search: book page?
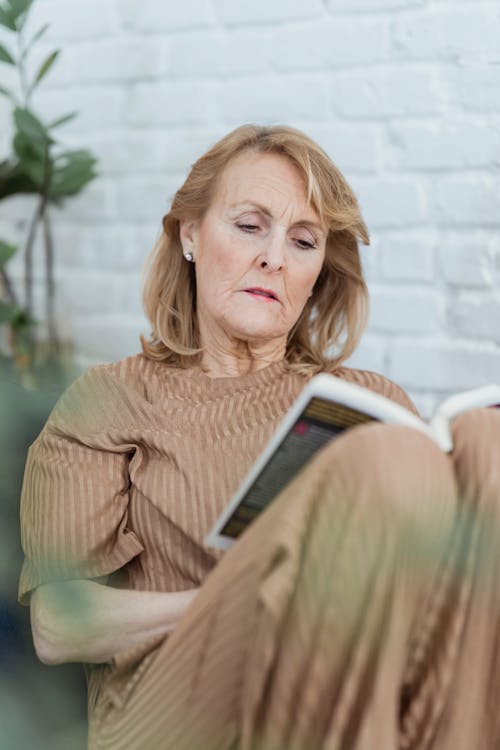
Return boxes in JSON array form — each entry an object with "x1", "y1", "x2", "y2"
[
  {"x1": 431, "y1": 384, "x2": 500, "y2": 452},
  {"x1": 218, "y1": 398, "x2": 374, "y2": 541}
]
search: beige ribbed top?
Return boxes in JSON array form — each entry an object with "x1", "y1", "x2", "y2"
[{"x1": 19, "y1": 354, "x2": 416, "y2": 606}]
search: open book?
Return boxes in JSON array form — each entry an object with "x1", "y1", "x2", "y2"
[{"x1": 205, "y1": 374, "x2": 500, "y2": 550}]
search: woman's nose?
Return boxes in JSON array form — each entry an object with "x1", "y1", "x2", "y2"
[{"x1": 258, "y1": 233, "x2": 285, "y2": 271}]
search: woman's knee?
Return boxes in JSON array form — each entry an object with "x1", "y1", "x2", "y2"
[
  {"x1": 287, "y1": 424, "x2": 457, "y2": 607},
  {"x1": 314, "y1": 422, "x2": 456, "y2": 522}
]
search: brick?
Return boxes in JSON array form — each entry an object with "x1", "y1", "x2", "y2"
[
  {"x1": 113, "y1": 274, "x2": 148, "y2": 318},
  {"x1": 0, "y1": 219, "x2": 20, "y2": 250},
  {"x1": 160, "y1": 126, "x2": 226, "y2": 174},
  {"x1": 170, "y1": 29, "x2": 274, "y2": 78},
  {"x1": 0, "y1": 195, "x2": 37, "y2": 224},
  {"x1": 327, "y1": 0, "x2": 424, "y2": 9},
  {"x1": 354, "y1": 178, "x2": 427, "y2": 228},
  {"x1": 120, "y1": 0, "x2": 215, "y2": 32},
  {"x1": 272, "y1": 17, "x2": 388, "y2": 71},
  {"x1": 388, "y1": 121, "x2": 500, "y2": 170},
  {"x1": 58, "y1": 270, "x2": 119, "y2": 314},
  {"x1": 453, "y1": 293, "x2": 500, "y2": 344},
  {"x1": 369, "y1": 286, "x2": 442, "y2": 334},
  {"x1": 296, "y1": 123, "x2": 381, "y2": 174},
  {"x1": 220, "y1": 75, "x2": 329, "y2": 123},
  {"x1": 434, "y1": 177, "x2": 500, "y2": 227},
  {"x1": 38, "y1": 38, "x2": 170, "y2": 85},
  {"x1": 53, "y1": 223, "x2": 158, "y2": 271},
  {"x1": 83, "y1": 131, "x2": 171, "y2": 175},
  {"x1": 27, "y1": 0, "x2": 119, "y2": 41},
  {"x1": 359, "y1": 234, "x2": 379, "y2": 281},
  {"x1": 448, "y1": 65, "x2": 500, "y2": 113},
  {"x1": 52, "y1": 179, "x2": 118, "y2": 222},
  {"x1": 437, "y1": 232, "x2": 497, "y2": 287},
  {"x1": 344, "y1": 334, "x2": 387, "y2": 374},
  {"x1": 215, "y1": 0, "x2": 323, "y2": 25},
  {"x1": 393, "y1": 8, "x2": 500, "y2": 62},
  {"x1": 71, "y1": 315, "x2": 147, "y2": 362},
  {"x1": 378, "y1": 231, "x2": 434, "y2": 282},
  {"x1": 2, "y1": 272, "x2": 68, "y2": 335},
  {"x1": 126, "y1": 82, "x2": 218, "y2": 127},
  {"x1": 331, "y1": 67, "x2": 440, "y2": 118},
  {"x1": 390, "y1": 342, "x2": 500, "y2": 391},
  {"x1": 62, "y1": 272, "x2": 143, "y2": 320},
  {"x1": 115, "y1": 175, "x2": 182, "y2": 221},
  {"x1": 35, "y1": 87, "x2": 126, "y2": 131}
]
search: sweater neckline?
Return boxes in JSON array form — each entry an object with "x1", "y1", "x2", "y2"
[{"x1": 183, "y1": 359, "x2": 289, "y2": 396}]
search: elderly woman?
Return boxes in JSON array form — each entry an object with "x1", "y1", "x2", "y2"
[{"x1": 19, "y1": 126, "x2": 500, "y2": 750}]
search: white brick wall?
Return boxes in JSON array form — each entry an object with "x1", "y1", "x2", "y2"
[{"x1": 1, "y1": 0, "x2": 499, "y2": 415}]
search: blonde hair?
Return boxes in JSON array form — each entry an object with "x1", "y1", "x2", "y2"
[{"x1": 141, "y1": 124, "x2": 369, "y2": 375}]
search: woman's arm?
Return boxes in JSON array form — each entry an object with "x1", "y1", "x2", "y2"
[{"x1": 30, "y1": 579, "x2": 199, "y2": 666}]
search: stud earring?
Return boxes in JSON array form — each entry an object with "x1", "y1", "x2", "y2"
[{"x1": 183, "y1": 252, "x2": 194, "y2": 262}]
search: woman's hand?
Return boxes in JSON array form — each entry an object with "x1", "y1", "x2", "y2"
[{"x1": 30, "y1": 579, "x2": 199, "y2": 666}]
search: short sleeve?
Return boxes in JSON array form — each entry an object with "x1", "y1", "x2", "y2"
[{"x1": 18, "y1": 367, "x2": 145, "y2": 605}]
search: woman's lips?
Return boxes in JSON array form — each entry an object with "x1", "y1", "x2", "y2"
[{"x1": 243, "y1": 287, "x2": 279, "y2": 302}]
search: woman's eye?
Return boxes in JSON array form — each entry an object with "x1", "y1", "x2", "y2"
[
  {"x1": 237, "y1": 223, "x2": 259, "y2": 233},
  {"x1": 295, "y1": 238, "x2": 316, "y2": 250}
]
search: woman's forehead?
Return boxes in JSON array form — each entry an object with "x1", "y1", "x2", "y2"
[{"x1": 212, "y1": 150, "x2": 321, "y2": 223}]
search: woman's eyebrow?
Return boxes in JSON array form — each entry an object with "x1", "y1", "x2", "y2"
[{"x1": 229, "y1": 201, "x2": 272, "y2": 217}]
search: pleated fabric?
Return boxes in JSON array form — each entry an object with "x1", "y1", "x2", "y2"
[
  {"x1": 88, "y1": 408, "x2": 500, "y2": 750},
  {"x1": 19, "y1": 354, "x2": 500, "y2": 748}
]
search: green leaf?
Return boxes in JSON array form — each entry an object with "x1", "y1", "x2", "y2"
[
  {"x1": 0, "y1": 83, "x2": 16, "y2": 102},
  {"x1": 50, "y1": 150, "x2": 97, "y2": 199},
  {"x1": 0, "y1": 158, "x2": 38, "y2": 198},
  {"x1": 6, "y1": 0, "x2": 33, "y2": 16},
  {"x1": 48, "y1": 111, "x2": 77, "y2": 130},
  {"x1": 0, "y1": 240, "x2": 17, "y2": 267},
  {"x1": 0, "y1": 6, "x2": 16, "y2": 30},
  {"x1": 0, "y1": 42, "x2": 15, "y2": 64},
  {"x1": 13, "y1": 131, "x2": 49, "y2": 186},
  {"x1": 6, "y1": 0, "x2": 33, "y2": 29},
  {"x1": 13, "y1": 106, "x2": 52, "y2": 145},
  {"x1": 32, "y1": 49, "x2": 59, "y2": 87},
  {"x1": 25, "y1": 22, "x2": 49, "y2": 53},
  {"x1": 0, "y1": 299, "x2": 19, "y2": 323}
]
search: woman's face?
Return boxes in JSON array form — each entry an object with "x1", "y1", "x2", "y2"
[{"x1": 180, "y1": 150, "x2": 327, "y2": 356}]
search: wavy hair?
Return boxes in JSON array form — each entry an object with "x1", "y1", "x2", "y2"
[{"x1": 141, "y1": 124, "x2": 369, "y2": 374}]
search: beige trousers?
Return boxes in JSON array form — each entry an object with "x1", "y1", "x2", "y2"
[{"x1": 90, "y1": 409, "x2": 500, "y2": 750}]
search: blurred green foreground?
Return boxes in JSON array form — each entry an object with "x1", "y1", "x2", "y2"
[{"x1": 0, "y1": 363, "x2": 86, "y2": 750}]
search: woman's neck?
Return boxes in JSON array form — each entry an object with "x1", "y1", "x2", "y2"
[{"x1": 200, "y1": 340, "x2": 286, "y2": 379}]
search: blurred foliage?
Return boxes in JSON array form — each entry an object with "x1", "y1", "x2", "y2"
[
  {"x1": 0, "y1": 0, "x2": 97, "y2": 374},
  {"x1": 0, "y1": 363, "x2": 87, "y2": 750},
  {"x1": 0, "y1": 1, "x2": 93, "y2": 746}
]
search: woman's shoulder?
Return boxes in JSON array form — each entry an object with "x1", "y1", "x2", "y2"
[
  {"x1": 45, "y1": 354, "x2": 175, "y2": 436},
  {"x1": 332, "y1": 365, "x2": 418, "y2": 415},
  {"x1": 67, "y1": 353, "x2": 185, "y2": 399}
]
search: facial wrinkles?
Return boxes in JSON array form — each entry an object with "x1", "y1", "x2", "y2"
[
  {"x1": 223, "y1": 172, "x2": 319, "y2": 234},
  {"x1": 203, "y1": 180, "x2": 320, "y2": 311},
  {"x1": 190, "y1": 153, "x2": 327, "y2": 376}
]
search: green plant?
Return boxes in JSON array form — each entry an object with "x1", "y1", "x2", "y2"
[{"x1": 0, "y1": 0, "x2": 97, "y2": 372}]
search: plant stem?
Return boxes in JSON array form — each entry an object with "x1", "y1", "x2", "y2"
[
  {"x1": 23, "y1": 196, "x2": 43, "y2": 315},
  {"x1": 0, "y1": 267, "x2": 18, "y2": 305},
  {"x1": 42, "y1": 208, "x2": 59, "y2": 353}
]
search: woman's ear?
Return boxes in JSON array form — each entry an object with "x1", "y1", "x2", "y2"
[{"x1": 179, "y1": 218, "x2": 199, "y2": 261}]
